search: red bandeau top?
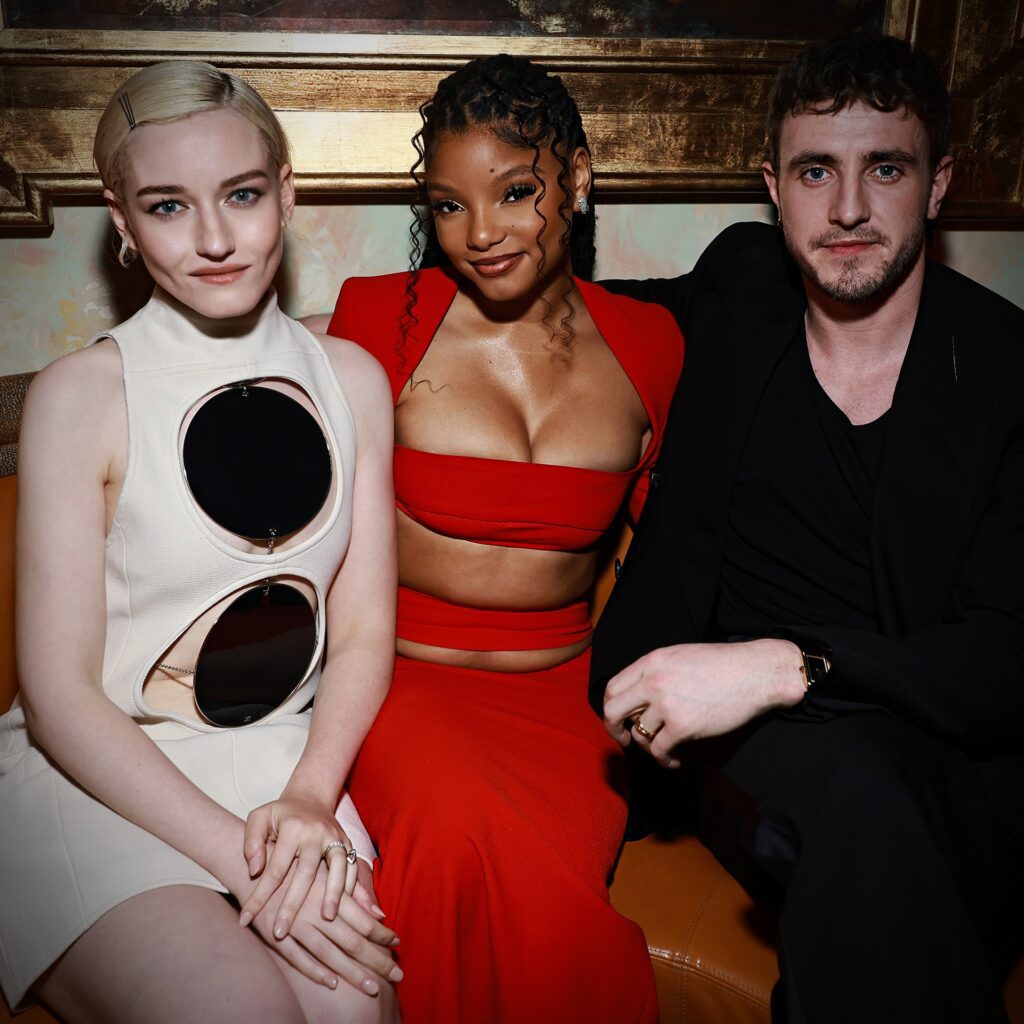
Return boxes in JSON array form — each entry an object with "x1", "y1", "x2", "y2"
[{"x1": 327, "y1": 267, "x2": 684, "y2": 552}]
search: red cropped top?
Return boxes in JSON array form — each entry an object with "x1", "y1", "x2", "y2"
[{"x1": 327, "y1": 267, "x2": 683, "y2": 552}]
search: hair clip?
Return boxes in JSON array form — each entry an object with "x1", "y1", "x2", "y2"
[{"x1": 118, "y1": 92, "x2": 137, "y2": 130}]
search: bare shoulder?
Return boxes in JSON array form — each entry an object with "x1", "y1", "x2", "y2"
[
  {"x1": 316, "y1": 332, "x2": 391, "y2": 407},
  {"x1": 21, "y1": 340, "x2": 125, "y2": 470}
]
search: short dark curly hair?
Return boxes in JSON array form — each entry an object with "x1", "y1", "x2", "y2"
[{"x1": 767, "y1": 31, "x2": 950, "y2": 170}]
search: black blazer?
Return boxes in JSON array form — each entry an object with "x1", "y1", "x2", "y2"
[{"x1": 591, "y1": 222, "x2": 1024, "y2": 840}]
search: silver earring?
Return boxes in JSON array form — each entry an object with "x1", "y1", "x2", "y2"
[{"x1": 577, "y1": 196, "x2": 590, "y2": 216}]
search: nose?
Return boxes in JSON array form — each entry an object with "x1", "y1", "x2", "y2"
[
  {"x1": 466, "y1": 207, "x2": 506, "y2": 252},
  {"x1": 195, "y1": 206, "x2": 236, "y2": 261},
  {"x1": 829, "y1": 173, "x2": 870, "y2": 230}
]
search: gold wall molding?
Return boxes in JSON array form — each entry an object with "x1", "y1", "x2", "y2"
[{"x1": 1, "y1": 0, "x2": 1021, "y2": 233}]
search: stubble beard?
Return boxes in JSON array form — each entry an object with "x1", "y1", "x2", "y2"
[{"x1": 782, "y1": 214, "x2": 926, "y2": 305}]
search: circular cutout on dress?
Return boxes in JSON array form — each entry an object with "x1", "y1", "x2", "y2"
[
  {"x1": 150, "y1": 579, "x2": 318, "y2": 728},
  {"x1": 194, "y1": 581, "x2": 316, "y2": 727},
  {"x1": 183, "y1": 382, "x2": 331, "y2": 543}
]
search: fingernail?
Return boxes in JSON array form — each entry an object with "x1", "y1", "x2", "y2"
[
  {"x1": 371, "y1": 904, "x2": 386, "y2": 919},
  {"x1": 362, "y1": 977, "x2": 380, "y2": 995},
  {"x1": 667, "y1": 758, "x2": 681, "y2": 769},
  {"x1": 390, "y1": 935, "x2": 400, "y2": 947},
  {"x1": 323, "y1": 902, "x2": 337, "y2": 919},
  {"x1": 390, "y1": 965, "x2": 404, "y2": 982},
  {"x1": 325, "y1": 976, "x2": 338, "y2": 990},
  {"x1": 238, "y1": 911, "x2": 252, "y2": 928},
  {"x1": 274, "y1": 922, "x2": 286, "y2": 939},
  {"x1": 248, "y1": 857, "x2": 260, "y2": 876}
]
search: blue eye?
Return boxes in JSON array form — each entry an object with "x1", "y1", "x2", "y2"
[
  {"x1": 148, "y1": 199, "x2": 183, "y2": 217},
  {"x1": 504, "y1": 183, "x2": 537, "y2": 203},
  {"x1": 874, "y1": 164, "x2": 902, "y2": 181},
  {"x1": 802, "y1": 166, "x2": 830, "y2": 184},
  {"x1": 229, "y1": 188, "x2": 262, "y2": 205}
]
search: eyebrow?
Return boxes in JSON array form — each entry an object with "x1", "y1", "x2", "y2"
[
  {"x1": 866, "y1": 149, "x2": 917, "y2": 165},
  {"x1": 426, "y1": 163, "x2": 539, "y2": 195},
  {"x1": 135, "y1": 169, "x2": 269, "y2": 198},
  {"x1": 787, "y1": 149, "x2": 918, "y2": 172},
  {"x1": 787, "y1": 151, "x2": 837, "y2": 172}
]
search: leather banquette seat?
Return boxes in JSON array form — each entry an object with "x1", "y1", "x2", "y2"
[{"x1": 1, "y1": 370, "x2": 1021, "y2": 1024}]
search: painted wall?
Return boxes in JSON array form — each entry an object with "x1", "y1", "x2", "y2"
[{"x1": 0, "y1": 201, "x2": 1022, "y2": 376}]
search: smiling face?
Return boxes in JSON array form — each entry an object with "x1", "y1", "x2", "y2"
[
  {"x1": 763, "y1": 101, "x2": 952, "y2": 305},
  {"x1": 425, "y1": 127, "x2": 590, "y2": 306},
  {"x1": 106, "y1": 107, "x2": 295, "y2": 319}
]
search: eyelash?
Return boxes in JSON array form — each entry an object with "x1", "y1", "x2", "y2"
[
  {"x1": 504, "y1": 183, "x2": 537, "y2": 203},
  {"x1": 430, "y1": 182, "x2": 539, "y2": 217},
  {"x1": 431, "y1": 199, "x2": 462, "y2": 216},
  {"x1": 145, "y1": 188, "x2": 264, "y2": 219},
  {"x1": 799, "y1": 165, "x2": 904, "y2": 185}
]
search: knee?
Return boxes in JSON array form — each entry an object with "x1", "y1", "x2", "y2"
[
  {"x1": 778, "y1": 714, "x2": 950, "y2": 851},
  {"x1": 317, "y1": 983, "x2": 397, "y2": 1024}
]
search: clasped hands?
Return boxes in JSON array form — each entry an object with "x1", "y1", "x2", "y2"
[
  {"x1": 603, "y1": 639, "x2": 807, "y2": 766},
  {"x1": 232, "y1": 794, "x2": 402, "y2": 994}
]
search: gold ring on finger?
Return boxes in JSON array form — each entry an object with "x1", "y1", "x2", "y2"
[{"x1": 633, "y1": 719, "x2": 656, "y2": 740}]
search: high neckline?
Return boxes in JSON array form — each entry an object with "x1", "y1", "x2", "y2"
[{"x1": 146, "y1": 285, "x2": 280, "y2": 343}]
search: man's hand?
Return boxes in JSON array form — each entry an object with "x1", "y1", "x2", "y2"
[{"x1": 603, "y1": 639, "x2": 807, "y2": 766}]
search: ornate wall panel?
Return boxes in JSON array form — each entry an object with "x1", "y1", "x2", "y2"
[{"x1": 0, "y1": 0, "x2": 1021, "y2": 232}]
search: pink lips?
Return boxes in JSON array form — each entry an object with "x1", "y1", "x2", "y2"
[
  {"x1": 190, "y1": 264, "x2": 250, "y2": 284},
  {"x1": 470, "y1": 253, "x2": 524, "y2": 277},
  {"x1": 823, "y1": 241, "x2": 878, "y2": 257}
]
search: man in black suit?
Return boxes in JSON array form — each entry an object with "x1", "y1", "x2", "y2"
[{"x1": 591, "y1": 32, "x2": 1024, "y2": 1023}]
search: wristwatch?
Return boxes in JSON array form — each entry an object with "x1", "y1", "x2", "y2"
[{"x1": 798, "y1": 646, "x2": 832, "y2": 689}]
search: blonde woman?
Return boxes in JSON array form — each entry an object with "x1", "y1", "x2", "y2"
[{"x1": 0, "y1": 62, "x2": 398, "y2": 1023}]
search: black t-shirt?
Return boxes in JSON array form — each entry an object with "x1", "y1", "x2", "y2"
[{"x1": 715, "y1": 331, "x2": 888, "y2": 639}]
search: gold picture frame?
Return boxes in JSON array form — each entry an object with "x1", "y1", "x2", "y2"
[{"x1": 1, "y1": 0, "x2": 1021, "y2": 232}]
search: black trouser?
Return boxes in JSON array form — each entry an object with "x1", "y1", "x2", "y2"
[{"x1": 696, "y1": 711, "x2": 1023, "y2": 1024}]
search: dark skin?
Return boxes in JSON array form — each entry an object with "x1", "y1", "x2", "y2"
[{"x1": 395, "y1": 128, "x2": 651, "y2": 671}]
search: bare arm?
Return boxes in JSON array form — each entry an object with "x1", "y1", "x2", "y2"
[
  {"x1": 240, "y1": 339, "x2": 397, "y2": 934},
  {"x1": 16, "y1": 348, "x2": 254, "y2": 890},
  {"x1": 16, "y1": 347, "x2": 395, "y2": 991}
]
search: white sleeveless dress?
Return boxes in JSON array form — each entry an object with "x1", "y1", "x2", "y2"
[{"x1": 0, "y1": 288, "x2": 374, "y2": 1009}]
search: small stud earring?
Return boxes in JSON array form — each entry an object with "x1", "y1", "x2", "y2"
[{"x1": 577, "y1": 196, "x2": 590, "y2": 216}]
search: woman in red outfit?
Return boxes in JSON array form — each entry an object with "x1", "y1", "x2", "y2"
[{"x1": 316, "y1": 55, "x2": 683, "y2": 1023}]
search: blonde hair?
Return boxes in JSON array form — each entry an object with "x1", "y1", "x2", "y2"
[{"x1": 94, "y1": 60, "x2": 291, "y2": 197}]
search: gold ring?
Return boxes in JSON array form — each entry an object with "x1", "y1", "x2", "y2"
[{"x1": 633, "y1": 719, "x2": 655, "y2": 740}]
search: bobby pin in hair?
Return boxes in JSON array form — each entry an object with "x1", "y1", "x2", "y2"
[{"x1": 119, "y1": 92, "x2": 138, "y2": 130}]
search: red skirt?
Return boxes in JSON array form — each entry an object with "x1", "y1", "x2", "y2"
[{"x1": 348, "y1": 590, "x2": 657, "y2": 1024}]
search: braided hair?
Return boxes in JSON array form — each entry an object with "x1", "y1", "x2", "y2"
[{"x1": 401, "y1": 54, "x2": 595, "y2": 357}]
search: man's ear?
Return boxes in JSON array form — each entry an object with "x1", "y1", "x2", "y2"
[
  {"x1": 571, "y1": 147, "x2": 593, "y2": 210},
  {"x1": 104, "y1": 188, "x2": 139, "y2": 252},
  {"x1": 926, "y1": 155, "x2": 953, "y2": 221},
  {"x1": 762, "y1": 160, "x2": 782, "y2": 215},
  {"x1": 278, "y1": 163, "x2": 296, "y2": 224}
]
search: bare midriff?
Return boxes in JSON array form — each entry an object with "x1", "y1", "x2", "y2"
[
  {"x1": 395, "y1": 511, "x2": 598, "y2": 672},
  {"x1": 392, "y1": 288, "x2": 649, "y2": 673}
]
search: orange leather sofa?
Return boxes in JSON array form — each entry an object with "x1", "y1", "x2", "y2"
[{"x1": 1, "y1": 370, "x2": 1021, "y2": 1024}]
